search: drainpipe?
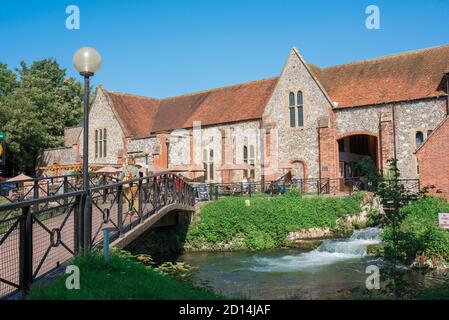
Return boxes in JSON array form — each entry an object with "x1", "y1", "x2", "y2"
[
  {"x1": 391, "y1": 105, "x2": 398, "y2": 160},
  {"x1": 378, "y1": 112, "x2": 384, "y2": 176},
  {"x1": 259, "y1": 120, "x2": 265, "y2": 191},
  {"x1": 165, "y1": 138, "x2": 170, "y2": 168},
  {"x1": 446, "y1": 73, "x2": 449, "y2": 116},
  {"x1": 317, "y1": 124, "x2": 322, "y2": 180}
]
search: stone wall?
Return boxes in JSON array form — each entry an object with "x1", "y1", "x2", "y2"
[
  {"x1": 334, "y1": 98, "x2": 446, "y2": 178},
  {"x1": 263, "y1": 49, "x2": 333, "y2": 179},
  {"x1": 128, "y1": 136, "x2": 160, "y2": 167},
  {"x1": 78, "y1": 88, "x2": 126, "y2": 165}
]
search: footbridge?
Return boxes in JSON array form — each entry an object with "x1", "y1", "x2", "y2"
[{"x1": 0, "y1": 174, "x2": 195, "y2": 298}]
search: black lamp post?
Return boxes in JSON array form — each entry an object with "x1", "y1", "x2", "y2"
[{"x1": 73, "y1": 47, "x2": 102, "y2": 250}]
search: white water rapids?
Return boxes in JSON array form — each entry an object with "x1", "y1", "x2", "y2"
[{"x1": 251, "y1": 227, "x2": 382, "y2": 272}]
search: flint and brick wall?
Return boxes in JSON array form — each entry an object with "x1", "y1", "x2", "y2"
[{"x1": 334, "y1": 98, "x2": 446, "y2": 179}]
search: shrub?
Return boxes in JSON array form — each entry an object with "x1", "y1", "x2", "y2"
[
  {"x1": 382, "y1": 197, "x2": 449, "y2": 263},
  {"x1": 186, "y1": 193, "x2": 364, "y2": 250}
]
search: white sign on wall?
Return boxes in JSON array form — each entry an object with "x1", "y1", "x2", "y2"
[{"x1": 438, "y1": 213, "x2": 449, "y2": 229}]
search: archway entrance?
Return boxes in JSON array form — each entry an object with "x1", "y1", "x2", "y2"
[
  {"x1": 337, "y1": 134, "x2": 379, "y2": 191},
  {"x1": 291, "y1": 161, "x2": 305, "y2": 180}
]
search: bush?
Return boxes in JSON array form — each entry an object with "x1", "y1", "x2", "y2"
[
  {"x1": 27, "y1": 252, "x2": 221, "y2": 300},
  {"x1": 382, "y1": 197, "x2": 449, "y2": 263},
  {"x1": 186, "y1": 193, "x2": 364, "y2": 250}
]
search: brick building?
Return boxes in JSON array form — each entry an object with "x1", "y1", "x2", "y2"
[
  {"x1": 40, "y1": 45, "x2": 449, "y2": 192},
  {"x1": 416, "y1": 117, "x2": 449, "y2": 200}
]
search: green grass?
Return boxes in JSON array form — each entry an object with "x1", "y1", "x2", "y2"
[
  {"x1": 186, "y1": 191, "x2": 365, "y2": 251},
  {"x1": 27, "y1": 252, "x2": 223, "y2": 300},
  {"x1": 382, "y1": 196, "x2": 449, "y2": 264}
]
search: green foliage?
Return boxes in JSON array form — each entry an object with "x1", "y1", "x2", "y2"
[
  {"x1": 382, "y1": 197, "x2": 449, "y2": 263},
  {"x1": 355, "y1": 156, "x2": 381, "y2": 191},
  {"x1": 186, "y1": 193, "x2": 364, "y2": 251},
  {"x1": 27, "y1": 252, "x2": 220, "y2": 300},
  {"x1": 0, "y1": 59, "x2": 85, "y2": 175},
  {"x1": 155, "y1": 262, "x2": 192, "y2": 281}
]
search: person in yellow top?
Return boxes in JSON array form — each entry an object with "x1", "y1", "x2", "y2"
[{"x1": 120, "y1": 156, "x2": 140, "y2": 217}]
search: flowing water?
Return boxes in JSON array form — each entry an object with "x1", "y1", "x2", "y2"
[{"x1": 180, "y1": 228, "x2": 388, "y2": 299}]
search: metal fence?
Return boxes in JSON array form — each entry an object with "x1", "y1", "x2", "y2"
[
  {"x1": 197, "y1": 177, "x2": 420, "y2": 200},
  {"x1": 0, "y1": 173, "x2": 195, "y2": 298}
]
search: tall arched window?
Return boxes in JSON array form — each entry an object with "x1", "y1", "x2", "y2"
[
  {"x1": 243, "y1": 146, "x2": 248, "y2": 178},
  {"x1": 249, "y1": 145, "x2": 255, "y2": 179},
  {"x1": 95, "y1": 130, "x2": 98, "y2": 158},
  {"x1": 99, "y1": 129, "x2": 103, "y2": 158},
  {"x1": 209, "y1": 149, "x2": 214, "y2": 181},
  {"x1": 289, "y1": 92, "x2": 295, "y2": 128},
  {"x1": 297, "y1": 91, "x2": 304, "y2": 127},
  {"x1": 203, "y1": 149, "x2": 214, "y2": 182},
  {"x1": 416, "y1": 131, "x2": 424, "y2": 148},
  {"x1": 103, "y1": 128, "x2": 107, "y2": 158}
]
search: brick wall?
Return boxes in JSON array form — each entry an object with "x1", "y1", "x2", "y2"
[{"x1": 416, "y1": 117, "x2": 449, "y2": 200}]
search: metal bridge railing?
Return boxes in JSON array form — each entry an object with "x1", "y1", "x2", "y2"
[
  {"x1": 0, "y1": 173, "x2": 120, "y2": 205},
  {"x1": 0, "y1": 173, "x2": 195, "y2": 299}
]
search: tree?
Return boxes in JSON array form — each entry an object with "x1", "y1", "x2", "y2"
[
  {"x1": 375, "y1": 158, "x2": 421, "y2": 298},
  {"x1": 0, "y1": 63, "x2": 17, "y2": 98},
  {"x1": 0, "y1": 59, "x2": 84, "y2": 175},
  {"x1": 355, "y1": 156, "x2": 380, "y2": 191}
]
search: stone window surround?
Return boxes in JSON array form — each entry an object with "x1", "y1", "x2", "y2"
[
  {"x1": 285, "y1": 89, "x2": 306, "y2": 129},
  {"x1": 94, "y1": 128, "x2": 108, "y2": 159}
]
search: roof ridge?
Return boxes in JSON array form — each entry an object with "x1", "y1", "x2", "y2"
[
  {"x1": 107, "y1": 90, "x2": 161, "y2": 101},
  {"x1": 160, "y1": 76, "x2": 279, "y2": 101},
  {"x1": 320, "y1": 43, "x2": 449, "y2": 69}
]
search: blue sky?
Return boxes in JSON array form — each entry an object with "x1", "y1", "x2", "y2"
[{"x1": 1, "y1": 0, "x2": 448, "y2": 98}]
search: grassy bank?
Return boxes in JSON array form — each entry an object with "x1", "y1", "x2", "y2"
[
  {"x1": 185, "y1": 191, "x2": 365, "y2": 251},
  {"x1": 382, "y1": 196, "x2": 449, "y2": 265},
  {"x1": 27, "y1": 252, "x2": 222, "y2": 300}
]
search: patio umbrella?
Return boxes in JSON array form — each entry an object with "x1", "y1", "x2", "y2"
[
  {"x1": 7, "y1": 174, "x2": 33, "y2": 183},
  {"x1": 96, "y1": 166, "x2": 120, "y2": 174}
]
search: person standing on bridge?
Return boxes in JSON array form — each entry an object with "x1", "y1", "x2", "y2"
[{"x1": 120, "y1": 155, "x2": 140, "y2": 218}]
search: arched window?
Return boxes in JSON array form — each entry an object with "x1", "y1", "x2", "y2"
[
  {"x1": 209, "y1": 149, "x2": 214, "y2": 181},
  {"x1": 203, "y1": 149, "x2": 214, "y2": 182},
  {"x1": 289, "y1": 92, "x2": 295, "y2": 128},
  {"x1": 297, "y1": 91, "x2": 304, "y2": 127},
  {"x1": 95, "y1": 130, "x2": 98, "y2": 158},
  {"x1": 416, "y1": 131, "x2": 424, "y2": 148},
  {"x1": 103, "y1": 128, "x2": 107, "y2": 158},
  {"x1": 249, "y1": 146, "x2": 255, "y2": 179},
  {"x1": 427, "y1": 130, "x2": 433, "y2": 137},
  {"x1": 99, "y1": 129, "x2": 103, "y2": 158},
  {"x1": 243, "y1": 146, "x2": 248, "y2": 164}
]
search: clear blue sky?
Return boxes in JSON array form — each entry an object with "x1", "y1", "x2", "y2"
[{"x1": 1, "y1": 0, "x2": 448, "y2": 98}]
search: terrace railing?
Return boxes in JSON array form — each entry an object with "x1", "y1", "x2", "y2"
[
  {"x1": 196, "y1": 177, "x2": 421, "y2": 200},
  {"x1": 0, "y1": 173, "x2": 195, "y2": 299}
]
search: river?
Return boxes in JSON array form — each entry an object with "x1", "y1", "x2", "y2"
[{"x1": 180, "y1": 228, "x2": 385, "y2": 299}]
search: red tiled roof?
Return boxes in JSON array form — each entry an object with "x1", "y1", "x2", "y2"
[
  {"x1": 104, "y1": 45, "x2": 449, "y2": 137},
  {"x1": 314, "y1": 45, "x2": 449, "y2": 108},
  {"x1": 106, "y1": 77, "x2": 278, "y2": 137},
  {"x1": 106, "y1": 92, "x2": 159, "y2": 137}
]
